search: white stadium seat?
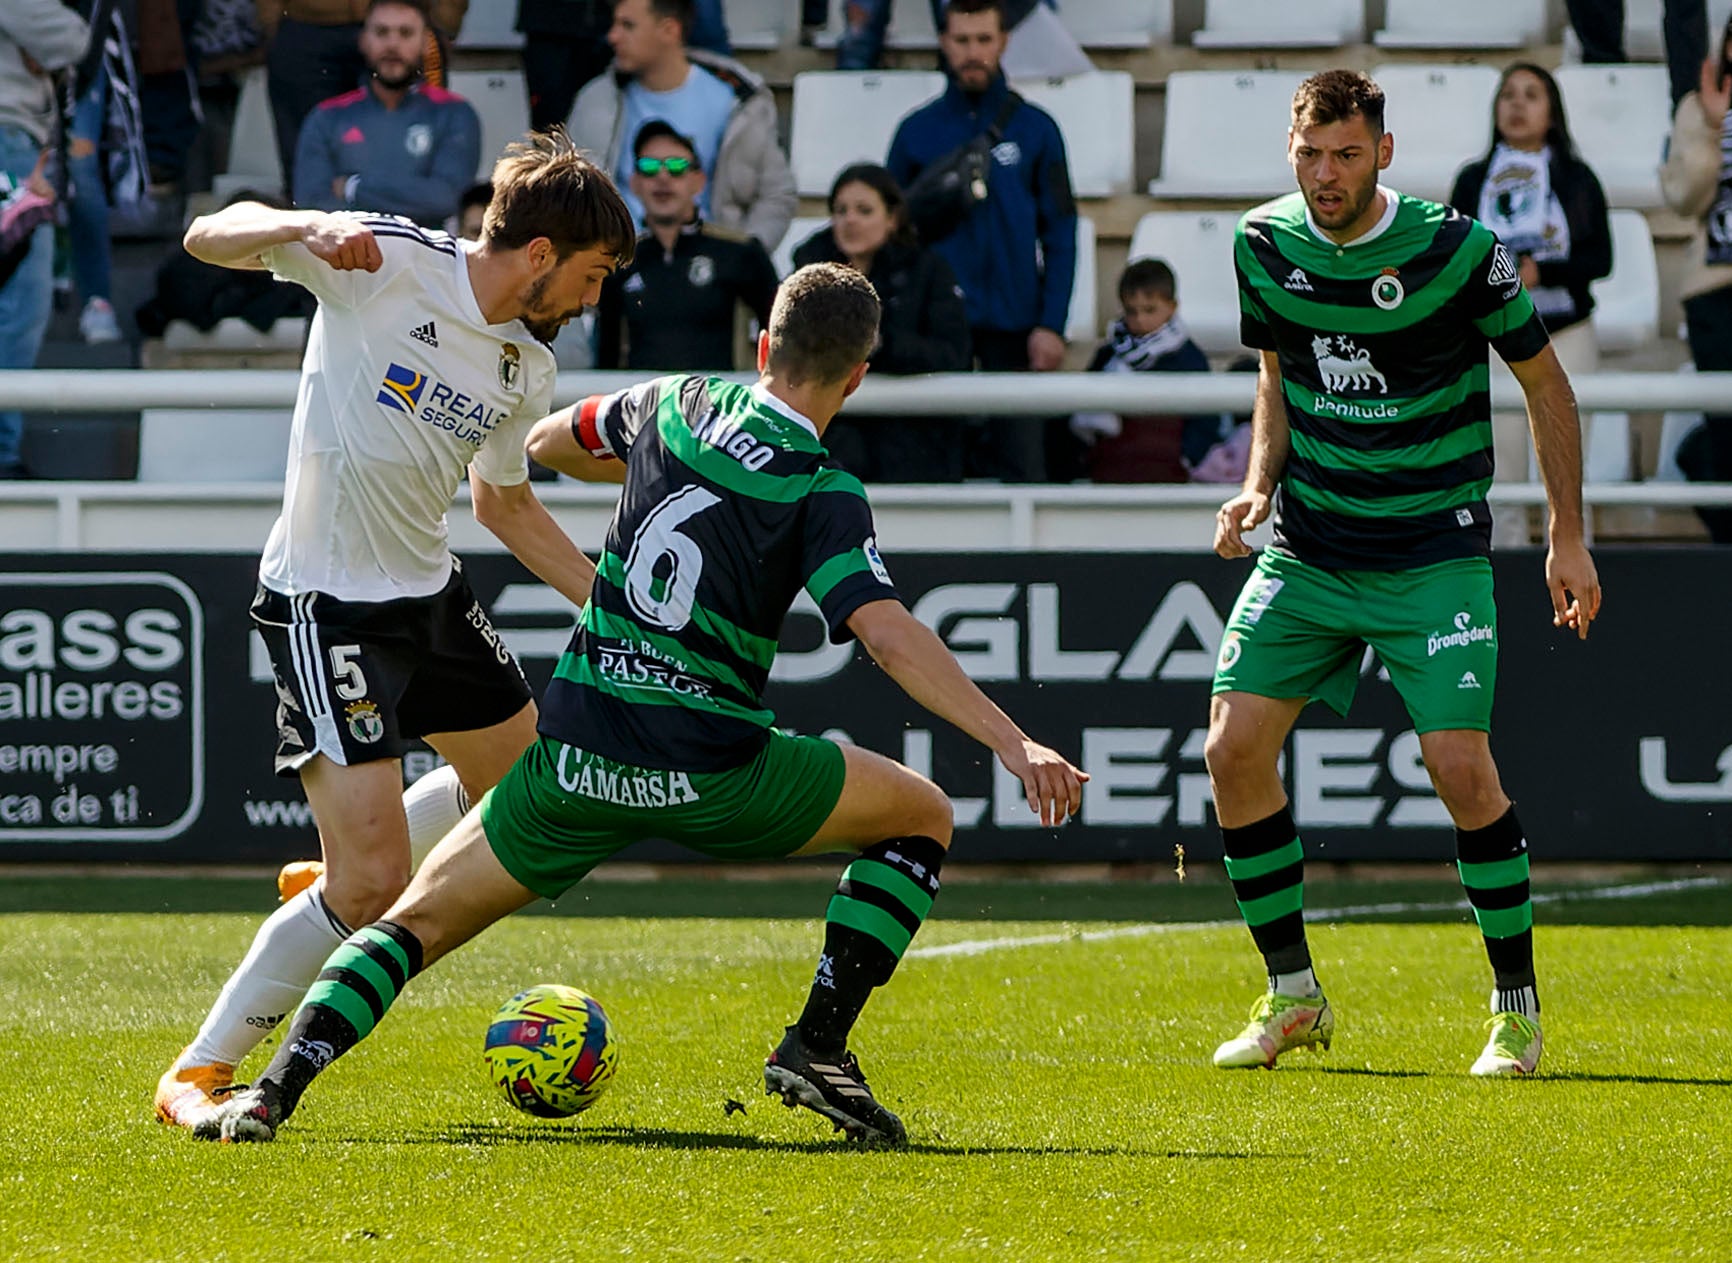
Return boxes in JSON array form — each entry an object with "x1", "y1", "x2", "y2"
[
  {"x1": 1066, "y1": 215, "x2": 1098, "y2": 342},
  {"x1": 137, "y1": 410, "x2": 296, "y2": 482},
  {"x1": 1147, "y1": 71, "x2": 1305, "y2": 199},
  {"x1": 224, "y1": 67, "x2": 281, "y2": 191},
  {"x1": 1555, "y1": 65, "x2": 1671, "y2": 208},
  {"x1": 452, "y1": 3, "x2": 522, "y2": 48},
  {"x1": 1126, "y1": 211, "x2": 1244, "y2": 355},
  {"x1": 1012, "y1": 72, "x2": 1135, "y2": 197},
  {"x1": 1593, "y1": 209, "x2": 1661, "y2": 353},
  {"x1": 772, "y1": 217, "x2": 831, "y2": 278},
  {"x1": 886, "y1": 0, "x2": 939, "y2": 49},
  {"x1": 1624, "y1": 0, "x2": 1732, "y2": 60},
  {"x1": 1373, "y1": 0, "x2": 1548, "y2": 48},
  {"x1": 1058, "y1": 0, "x2": 1174, "y2": 48},
  {"x1": 790, "y1": 71, "x2": 945, "y2": 197},
  {"x1": 1372, "y1": 64, "x2": 1501, "y2": 203},
  {"x1": 727, "y1": 0, "x2": 792, "y2": 50},
  {"x1": 1192, "y1": 0, "x2": 1362, "y2": 49},
  {"x1": 446, "y1": 69, "x2": 532, "y2": 180}
]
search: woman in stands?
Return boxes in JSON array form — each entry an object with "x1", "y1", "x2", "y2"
[
  {"x1": 1451, "y1": 63, "x2": 1613, "y2": 541},
  {"x1": 1661, "y1": 17, "x2": 1732, "y2": 542},
  {"x1": 792, "y1": 163, "x2": 971, "y2": 482}
]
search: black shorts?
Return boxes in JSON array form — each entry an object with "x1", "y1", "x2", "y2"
[{"x1": 251, "y1": 564, "x2": 533, "y2": 777}]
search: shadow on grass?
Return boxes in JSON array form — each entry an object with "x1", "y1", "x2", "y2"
[
  {"x1": 354, "y1": 1122, "x2": 1300, "y2": 1160},
  {"x1": 1536, "y1": 1071, "x2": 1732, "y2": 1088},
  {"x1": 1310, "y1": 1065, "x2": 1433, "y2": 1080}
]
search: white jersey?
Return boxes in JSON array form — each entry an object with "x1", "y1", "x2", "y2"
[{"x1": 259, "y1": 214, "x2": 557, "y2": 602}]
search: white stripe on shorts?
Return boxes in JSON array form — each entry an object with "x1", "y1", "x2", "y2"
[{"x1": 289, "y1": 592, "x2": 348, "y2": 764}]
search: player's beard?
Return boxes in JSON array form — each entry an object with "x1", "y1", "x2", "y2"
[
  {"x1": 371, "y1": 61, "x2": 419, "y2": 92},
  {"x1": 519, "y1": 272, "x2": 573, "y2": 345},
  {"x1": 1304, "y1": 170, "x2": 1379, "y2": 233}
]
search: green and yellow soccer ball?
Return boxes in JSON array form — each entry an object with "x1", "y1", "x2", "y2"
[{"x1": 482, "y1": 984, "x2": 619, "y2": 1118}]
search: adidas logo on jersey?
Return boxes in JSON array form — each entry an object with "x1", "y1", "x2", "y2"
[
  {"x1": 410, "y1": 320, "x2": 439, "y2": 347},
  {"x1": 1283, "y1": 268, "x2": 1314, "y2": 292}
]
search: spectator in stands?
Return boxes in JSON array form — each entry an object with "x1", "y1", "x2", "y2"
[
  {"x1": 0, "y1": 0, "x2": 88, "y2": 479},
  {"x1": 64, "y1": 0, "x2": 116, "y2": 343},
  {"x1": 134, "y1": 187, "x2": 315, "y2": 337},
  {"x1": 1451, "y1": 63, "x2": 1613, "y2": 543},
  {"x1": 791, "y1": 163, "x2": 970, "y2": 482},
  {"x1": 1662, "y1": 17, "x2": 1732, "y2": 541},
  {"x1": 456, "y1": 179, "x2": 489, "y2": 239},
  {"x1": 887, "y1": 0, "x2": 1076, "y2": 483},
  {"x1": 1068, "y1": 259, "x2": 1215, "y2": 485},
  {"x1": 834, "y1": 0, "x2": 1088, "y2": 77},
  {"x1": 566, "y1": 0, "x2": 796, "y2": 249},
  {"x1": 517, "y1": 0, "x2": 612, "y2": 132},
  {"x1": 1566, "y1": 0, "x2": 1706, "y2": 111},
  {"x1": 137, "y1": 0, "x2": 203, "y2": 192},
  {"x1": 594, "y1": 120, "x2": 778, "y2": 371},
  {"x1": 260, "y1": 0, "x2": 468, "y2": 193},
  {"x1": 291, "y1": 0, "x2": 480, "y2": 228}
]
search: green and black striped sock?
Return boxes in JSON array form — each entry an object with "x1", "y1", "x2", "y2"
[
  {"x1": 1456, "y1": 807, "x2": 1538, "y2": 1013},
  {"x1": 258, "y1": 921, "x2": 425, "y2": 1118},
  {"x1": 1221, "y1": 807, "x2": 1312, "y2": 980},
  {"x1": 796, "y1": 836, "x2": 945, "y2": 1052}
]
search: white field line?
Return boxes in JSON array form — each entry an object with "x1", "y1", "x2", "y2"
[{"x1": 905, "y1": 875, "x2": 1726, "y2": 961}]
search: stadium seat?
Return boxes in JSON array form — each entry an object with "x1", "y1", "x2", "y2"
[
  {"x1": 451, "y1": 3, "x2": 522, "y2": 48},
  {"x1": 1593, "y1": 209, "x2": 1661, "y2": 353},
  {"x1": 1012, "y1": 72, "x2": 1135, "y2": 197},
  {"x1": 1066, "y1": 215, "x2": 1098, "y2": 342},
  {"x1": 1555, "y1": 65, "x2": 1671, "y2": 208},
  {"x1": 1126, "y1": 211, "x2": 1244, "y2": 355},
  {"x1": 727, "y1": 0, "x2": 792, "y2": 50},
  {"x1": 223, "y1": 67, "x2": 282, "y2": 193},
  {"x1": 1146, "y1": 71, "x2": 1306, "y2": 199},
  {"x1": 136, "y1": 409, "x2": 295, "y2": 482},
  {"x1": 885, "y1": 0, "x2": 939, "y2": 49},
  {"x1": 790, "y1": 71, "x2": 945, "y2": 197},
  {"x1": 1623, "y1": 0, "x2": 1732, "y2": 61},
  {"x1": 446, "y1": 69, "x2": 532, "y2": 181},
  {"x1": 1373, "y1": 0, "x2": 1548, "y2": 48},
  {"x1": 772, "y1": 217, "x2": 830, "y2": 277},
  {"x1": 1372, "y1": 64, "x2": 1500, "y2": 203},
  {"x1": 1057, "y1": 0, "x2": 1173, "y2": 48},
  {"x1": 1192, "y1": 0, "x2": 1362, "y2": 48}
]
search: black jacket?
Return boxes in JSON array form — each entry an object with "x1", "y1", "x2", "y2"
[
  {"x1": 595, "y1": 219, "x2": 779, "y2": 372},
  {"x1": 1449, "y1": 150, "x2": 1612, "y2": 334},
  {"x1": 791, "y1": 227, "x2": 973, "y2": 483}
]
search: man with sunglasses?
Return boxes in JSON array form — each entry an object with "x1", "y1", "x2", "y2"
[{"x1": 594, "y1": 120, "x2": 778, "y2": 372}]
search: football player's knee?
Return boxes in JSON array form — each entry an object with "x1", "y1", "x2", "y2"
[
  {"x1": 1204, "y1": 720, "x2": 1270, "y2": 789},
  {"x1": 906, "y1": 775, "x2": 953, "y2": 846},
  {"x1": 324, "y1": 860, "x2": 411, "y2": 926},
  {"x1": 1424, "y1": 746, "x2": 1501, "y2": 813}
]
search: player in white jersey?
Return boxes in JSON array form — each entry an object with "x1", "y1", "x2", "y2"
[{"x1": 154, "y1": 133, "x2": 637, "y2": 1131}]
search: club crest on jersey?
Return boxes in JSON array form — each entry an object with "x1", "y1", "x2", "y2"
[
  {"x1": 376, "y1": 362, "x2": 428, "y2": 412},
  {"x1": 345, "y1": 699, "x2": 384, "y2": 744},
  {"x1": 1370, "y1": 268, "x2": 1404, "y2": 310},
  {"x1": 1312, "y1": 335, "x2": 1388, "y2": 395},
  {"x1": 405, "y1": 123, "x2": 433, "y2": 157},
  {"x1": 498, "y1": 342, "x2": 520, "y2": 390},
  {"x1": 688, "y1": 256, "x2": 715, "y2": 287},
  {"x1": 1486, "y1": 243, "x2": 1522, "y2": 296}
]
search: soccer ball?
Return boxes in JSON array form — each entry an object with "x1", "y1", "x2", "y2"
[{"x1": 482, "y1": 984, "x2": 619, "y2": 1118}]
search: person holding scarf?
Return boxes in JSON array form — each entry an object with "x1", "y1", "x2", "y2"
[
  {"x1": 1662, "y1": 16, "x2": 1732, "y2": 542},
  {"x1": 1451, "y1": 63, "x2": 1611, "y2": 541}
]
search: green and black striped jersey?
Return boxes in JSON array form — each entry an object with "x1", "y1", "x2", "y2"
[
  {"x1": 1235, "y1": 189, "x2": 1550, "y2": 570},
  {"x1": 540, "y1": 374, "x2": 899, "y2": 770}
]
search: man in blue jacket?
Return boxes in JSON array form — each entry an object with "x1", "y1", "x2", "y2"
[
  {"x1": 887, "y1": 0, "x2": 1076, "y2": 482},
  {"x1": 293, "y1": 0, "x2": 481, "y2": 229}
]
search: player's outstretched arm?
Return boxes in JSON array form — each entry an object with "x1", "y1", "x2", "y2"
[
  {"x1": 526, "y1": 406, "x2": 628, "y2": 484},
  {"x1": 846, "y1": 599, "x2": 1087, "y2": 825},
  {"x1": 183, "y1": 203, "x2": 382, "y2": 273},
  {"x1": 1507, "y1": 344, "x2": 1603, "y2": 640},
  {"x1": 469, "y1": 472, "x2": 600, "y2": 608},
  {"x1": 1215, "y1": 350, "x2": 1289, "y2": 558}
]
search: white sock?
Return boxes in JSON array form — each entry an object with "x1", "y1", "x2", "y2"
[
  {"x1": 178, "y1": 887, "x2": 351, "y2": 1069},
  {"x1": 1492, "y1": 985, "x2": 1540, "y2": 1022},
  {"x1": 1271, "y1": 968, "x2": 1319, "y2": 998},
  {"x1": 404, "y1": 763, "x2": 469, "y2": 872}
]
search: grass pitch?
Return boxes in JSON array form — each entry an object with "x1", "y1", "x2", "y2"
[{"x1": 2, "y1": 870, "x2": 1729, "y2": 1262}]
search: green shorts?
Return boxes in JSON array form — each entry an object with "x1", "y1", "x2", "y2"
[
  {"x1": 480, "y1": 732, "x2": 847, "y2": 900},
  {"x1": 1211, "y1": 550, "x2": 1498, "y2": 733}
]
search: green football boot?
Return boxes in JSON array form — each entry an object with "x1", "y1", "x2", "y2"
[
  {"x1": 1212, "y1": 990, "x2": 1334, "y2": 1069},
  {"x1": 1470, "y1": 1011, "x2": 1542, "y2": 1076}
]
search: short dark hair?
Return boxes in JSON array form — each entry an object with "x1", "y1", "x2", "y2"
[
  {"x1": 1291, "y1": 69, "x2": 1385, "y2": 135},
  {"x1": 618, "y1": 0, "x2": 693, "y2": 33},
  {"x1": 365, "y1": 0, "x2": 430, "y2": 22},
  {"x1": 827, "y1": 163, "x2": 914, "y2": 247},
  {"x1": 632, "y1": 120, "x2": 699, "y2": 163},
  {"x1": 767, "y1": 263, "x2": 881, "y2": 386},
  {"x1": 1120, "y1": 257, "x2": 1176, "y2": 303},
  {"x1": 485, "y1": 129, "x2": 637, "y2": 266},
  {"x1": 939, "y1": 0, "x2": 1004, "y2": 32},
  {"x1": 458, "y1": 181, "x2": 492, "y2": 216}
]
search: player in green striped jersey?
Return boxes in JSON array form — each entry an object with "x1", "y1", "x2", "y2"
[
  {"x1": 1205, "y1": 71, "x2": 1603, "y2": 1077},
  {"x1": 201, "y1": 263, "x2": 1086, "y2": 1147}
]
